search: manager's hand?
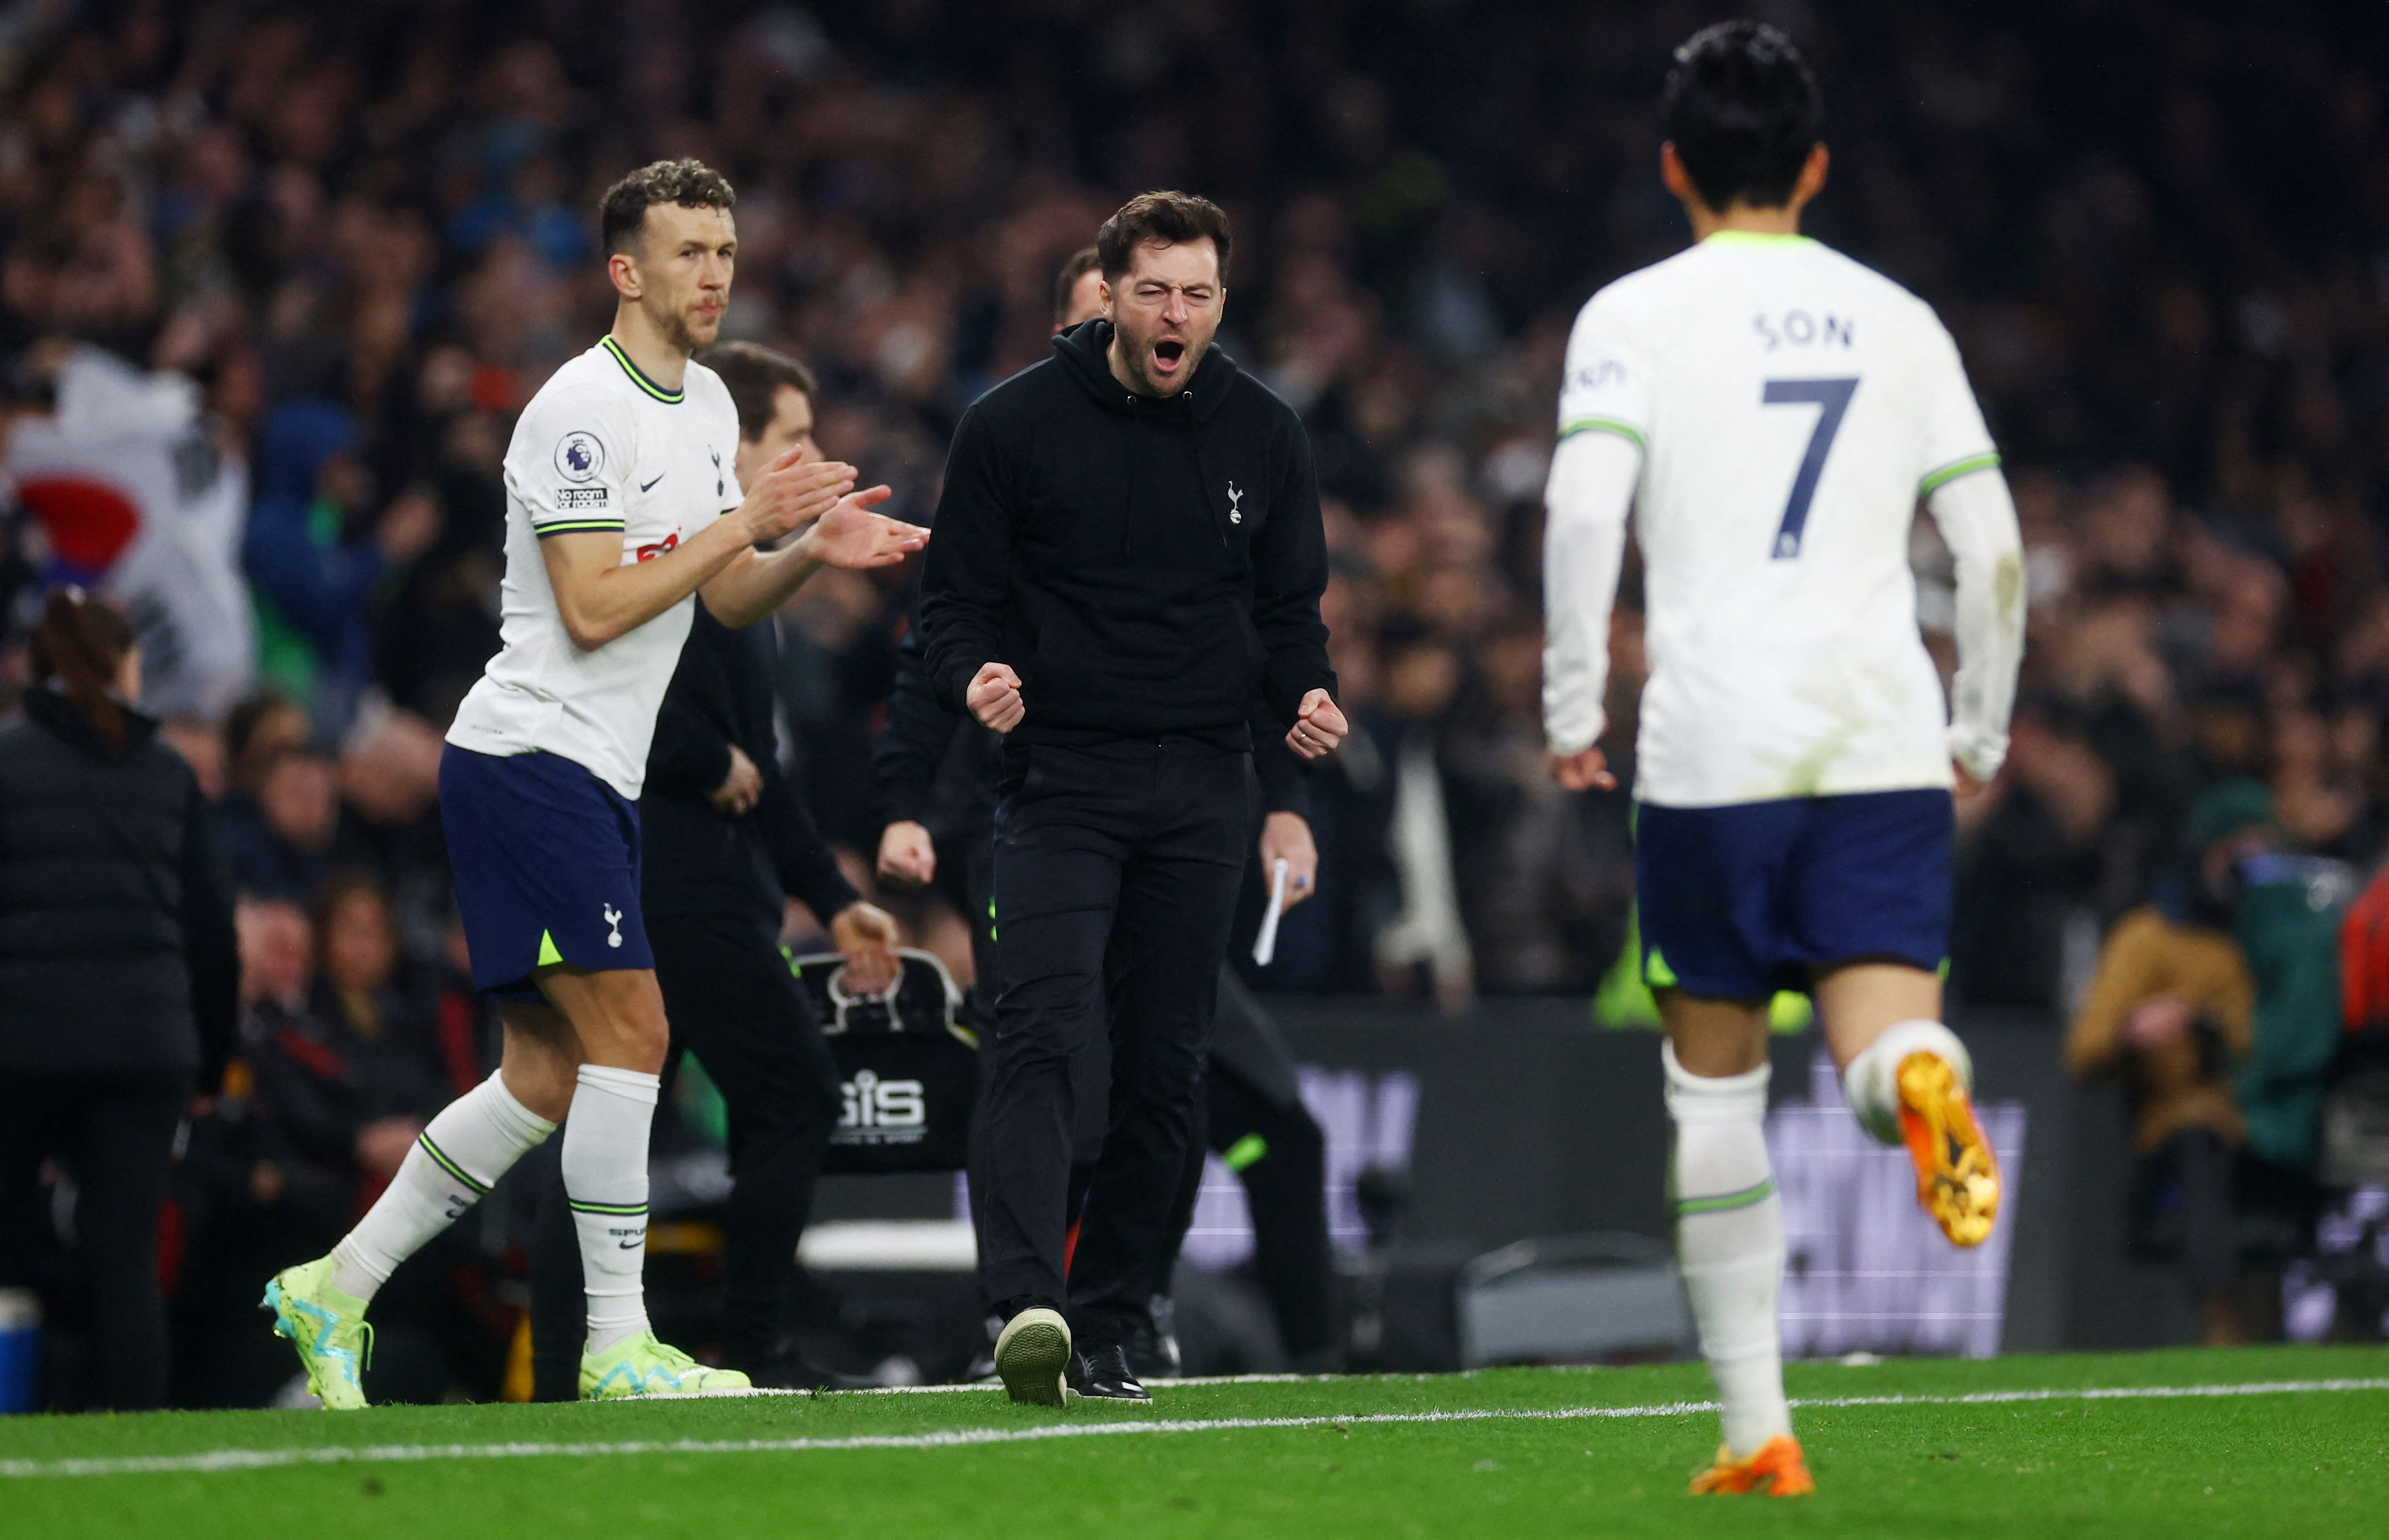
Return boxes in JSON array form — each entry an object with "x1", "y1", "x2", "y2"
[
  {"x1": 1286, "y1": 688, "x2": 1347, "y2": 760},
  {"x1": 1259, "y1": 811, "x2": 1319, "y2": 911},
  {"x1": 877, "y1": 820, "x2": 937, "y2": 887},
  {"x1": 967, "y1": 662, "x2": 1025, "y2": 733}
]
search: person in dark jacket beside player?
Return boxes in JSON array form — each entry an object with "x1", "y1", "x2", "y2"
[
  {"x1": 0, "y1": 590, "x2": 239, "y2": 1410},
  {"x1": 525, "y1": 342, "x2": 902, "y2": 1395},
  {"x1": 918, "y1": 192, "x2": 1344, "y2": 1403}
]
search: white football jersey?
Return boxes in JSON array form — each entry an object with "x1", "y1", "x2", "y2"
[
  {"x1": 1553, "y1": 232, "x2": 2000, "y2": 807},
  {"x1": 446, "y1": 337, "x2": 743, "y2": 799}
]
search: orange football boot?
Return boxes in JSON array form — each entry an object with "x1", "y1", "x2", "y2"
[
  {"x1": 1689, "y1": 1435, "x2": 1815, "y2": 1497},
  {"x1": 1896, "y1": 1050, "x2": 2000, "y2": 1247}
]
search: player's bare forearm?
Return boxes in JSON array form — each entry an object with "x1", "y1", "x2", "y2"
[
  {"x1": 701, "y1": 543, "x2": 824, "y2": 629},
  {"x1": 700, "y1": 485, "x2": 922, "y2": 629},
  {"x1": 540, "y1": 514, "x2": 771, "y2": 651}
]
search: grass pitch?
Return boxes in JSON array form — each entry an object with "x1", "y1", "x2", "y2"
[{"x1": 4, "y1": 1345, "x2": 2384, "y2": 1538}]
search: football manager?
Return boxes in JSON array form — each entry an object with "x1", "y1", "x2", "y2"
[{"x1": 919, "y1": 189, "x2": 1345, "y2": 1404}]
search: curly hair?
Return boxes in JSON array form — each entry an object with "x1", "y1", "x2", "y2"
[{"x1": 599, "y1": 159, "x2": 737, "y2": 255}]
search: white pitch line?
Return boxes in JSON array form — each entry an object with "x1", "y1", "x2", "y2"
[{"x1": 3, "y1": 1376, "x2": 2383, "y2": 1481}]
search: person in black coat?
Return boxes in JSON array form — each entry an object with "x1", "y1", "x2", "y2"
[
  {"x1": 524, "y1": 342, "x2": 903, "y2": 1394},
  {"x1": 917, "y1": 193, "x2": 1346, "y2": 1401},
  {"x1": 0, "y1": 590, "x2": 237, "y2": 1410}
]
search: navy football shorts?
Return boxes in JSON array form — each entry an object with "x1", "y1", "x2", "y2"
[
  {"x1": 1635, "y1": 788, "x2": 1953, "y2": 1002},
  {"x1": 438, "y1": 745, "x2": 654, "y2": 998}
]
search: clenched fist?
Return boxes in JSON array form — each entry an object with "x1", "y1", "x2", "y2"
[
  {"x1": 967, "y1": 662, "x2": 1025, "y2": 733},
  {"x1": 877, "y1": 820, "x2": 937, "y2": 887},
  {"x1": 1285, "y1": 688, "x2": 1347, "y2": 760}
]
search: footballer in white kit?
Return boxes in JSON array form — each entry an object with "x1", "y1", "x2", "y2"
[
  {"x1": 1541, "y1": 25, "x2": 2025, "y2": 1497},
  {"x1": 264, "y1": 160, "x2": 925, "y2": 1410}
]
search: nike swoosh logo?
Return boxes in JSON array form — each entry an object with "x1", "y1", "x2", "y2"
[{"x1": 640, "y1": 473, "x2": 665, "y2": 492}]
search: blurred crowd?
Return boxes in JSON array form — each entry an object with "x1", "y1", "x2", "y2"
[{"x1": 4, "y1": 0, "x2": 2389, "y2": 1398}]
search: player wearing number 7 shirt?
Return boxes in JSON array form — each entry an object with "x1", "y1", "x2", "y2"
[{"x1": 1540, "y1": 24, "x2": 2025, "y2": 1498}]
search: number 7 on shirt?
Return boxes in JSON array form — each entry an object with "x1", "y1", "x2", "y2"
[{"x1": 1762, "y1": 376, "x2": 1857, "y2": 560}]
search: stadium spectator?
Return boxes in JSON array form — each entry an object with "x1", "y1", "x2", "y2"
[
  {"x1": 0, "y1": 589, "x2": 237, "y2": 1410},
  {"x1": 242, "y1": 400, "x2": 440, "y2": 737},
  {"x1": 218, "y1": 745, "x2": 345, "y2": 900},
  {"x1": 2066, "y1": 785, "x2": 2262, "y2": 1342}
]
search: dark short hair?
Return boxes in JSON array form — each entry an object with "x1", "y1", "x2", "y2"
[
  {"x1": 1052, "y1": 247, "x2": 1103, "y2": 327},
  {"x1": 599, "y1": 159, "x2": 736, "y2": 256},
  {"x1": 697, "y1": 341, "x2": 817, "y2": 441},
  {"x1": 1662, "y1": 22, "x2": 1822, "y2": 211},
  {"x1": 1096, "y1": 191, "x2": 1232, "y2": 286}
]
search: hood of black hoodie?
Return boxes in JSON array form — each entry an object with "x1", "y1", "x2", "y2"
[{"x1": 1053, "y1": 318, "x2": 1244, "y2": 424}]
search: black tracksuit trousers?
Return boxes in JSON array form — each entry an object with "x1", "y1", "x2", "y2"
[
  {"x1": 980, "y1": 736, "x2": 1252, "y2": 1342},
  {"x1": 528, "y1": 910, "x2": 842, "y2": 1397}
]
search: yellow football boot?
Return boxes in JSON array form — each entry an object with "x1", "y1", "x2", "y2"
[
  {"x1": 1896, "y1": 1050, "x2": 2000, "y2": 1247},
  {"x1": 1689, "y1": 1435, "x2": 1815, "y2": 1497}
]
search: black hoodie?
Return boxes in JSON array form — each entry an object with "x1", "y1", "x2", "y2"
[{"x1": 918, "y1": 320, "x2": 1334, "y2": 748}]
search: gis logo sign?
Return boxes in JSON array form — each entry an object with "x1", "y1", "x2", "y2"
[
  {"x1": 835, "y1": 1068, "x2": 927, "y2": 1146},
  {"x1": 555, "y1": 430, "x2": 605, "y2": 483}
]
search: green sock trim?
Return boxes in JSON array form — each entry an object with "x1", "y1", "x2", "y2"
[
  {"x1": 1675, "y1": 1178, "x2": 1777, "y2": 1217},
  {"x1": 567, "y1": 1200, "x2": 650, "y2": 1217},
  {"x1": 415, "y1": 1134, "x2": 489, "y2": 1196},
  {"x1": 1222, "y1": 1133, "x2": 1269, "y2": 1171}
]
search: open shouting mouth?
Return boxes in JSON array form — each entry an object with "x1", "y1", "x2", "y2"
[{"x1": 1151, "y1": 337, "x2": 1187, "y2": 377}]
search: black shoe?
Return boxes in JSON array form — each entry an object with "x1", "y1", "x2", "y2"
[
  {"x1": 1123, "y1": 1293, "x2": 1182, "y2": 1381},
  {"x1": 1068, "y1": 1341, "x2": 1151, "y2": 1402}
]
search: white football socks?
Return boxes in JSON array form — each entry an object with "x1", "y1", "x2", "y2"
[
  {"x1": 1663, "y1": 1041, "x2": 1791, "y2": 1458},
  {"x1": 1841, "y1": 1019, "x2": 1973, "y2": 1146},
  {"x1": 331, "y1": 1070, "x2": 555, "y2": 1302},
  {"x1": 564, "y1": 1064, "x2": 660, "y2": 1354}
]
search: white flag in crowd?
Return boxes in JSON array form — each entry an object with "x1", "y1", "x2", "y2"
[{"x1": 7, "y1": 345, "x2": 254, "y2": 720}]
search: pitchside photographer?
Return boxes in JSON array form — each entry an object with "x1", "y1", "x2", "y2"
[
  {"x1": 0, "y1": 590, "x2": 239, "y2": 1411},
  {"x1": 524, "y1": 343, "x2": 902, "y2": 1396}
]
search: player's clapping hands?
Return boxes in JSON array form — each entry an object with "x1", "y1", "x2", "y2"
[
  {"x1": 1286, "y1": 688, "x2": 1347, "y2": 760},
  {"x1": 799, "y1": 483, "x2": 928, "y2": 570},
  {"x1": 740, "y1": 447, "x2": 857, "y2": 543},
  {"x1": 967, "y1": 662, "x2": 1025, "y2": 733}
]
